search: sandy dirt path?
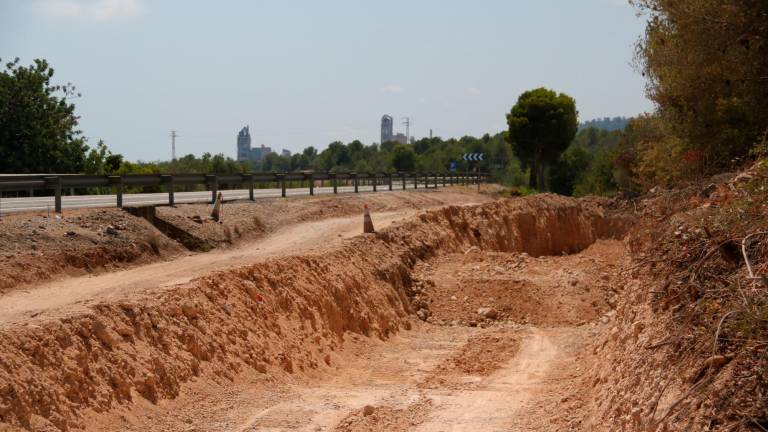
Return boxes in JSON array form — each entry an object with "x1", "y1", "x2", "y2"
[
  {"x1": 0, "y1": 209, "x2": 418, "y2": 324},
  {"x1": 88, "y1": 324, "x2": 589, "y2": 432},
  {"x1": 86, "y1": 239, "x2": 622, "y2": 432},
  {"x1": 413, "y1": 328, "x2": 561, "y2": 432}
]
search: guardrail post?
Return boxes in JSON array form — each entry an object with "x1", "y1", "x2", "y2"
[
  {"x1": 388, "y1": 173, "x2": 393, "y2": 191},
  {"x1": 434, "y1": 173, "x2": 438, "y2": 188},
  {"x1": 161, "y1": 175, "x2": 174, "y2": 206},
  {"x1": 247, "y1": 174, "x2": 255, "y2": 201},
  {"x1": 44, "y1": 176, "x2": 62, "y2": 213},
  {"x1": 277, "y1": 173, "x2": 286, "y2": 198},
  {"x1": 414, "y1": 173, "x2": 418, "y2": 189},
  {"x1": 442, "y1": 173, "x2": 447, "y2": 187},
  {"x1": 331, "y1": 173, "x2": 338, "y2": 194},
  {"x1": 308, "y1": 173, "x2": 314, "y2": 196},
  {"x1": 206, "y1": 174, "x2": 218, "y2": 203},
  {"x1": 353, "y1": 172, "x2": 358, "y2": 193},
  {"x1": 109, "y1": 176, "x2": 124, "y2": 208},
  {"x1": 373, "y1": 174, "x2": 377, "y2": 192}
]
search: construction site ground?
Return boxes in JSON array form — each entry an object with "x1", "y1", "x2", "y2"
[
  {"x1": 3, "y1": 178, "x2": 763, "y2": 432},
  {"x1": 83, "y1": 239, "x2": 624, "y2": 432}
]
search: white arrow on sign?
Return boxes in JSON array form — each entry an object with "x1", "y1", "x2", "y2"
[{"x1": 462, "y1": 153, "x2": 485, "y2": 161}]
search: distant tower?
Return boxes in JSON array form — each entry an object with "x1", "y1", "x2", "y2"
[
  {"x1": 237, "y1": 126, "x2": 251, "y2": 161},
  {"x1": 381, "y1": 115, "x2": 394, "y2": 144}
]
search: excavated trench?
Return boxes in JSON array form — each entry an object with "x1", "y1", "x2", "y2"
[
  {"x1": 0, "y1": 195, "x2": 634, "y2": 431},
  {"x1": 124, "y1": 205, "x2": 215, "y2": 252}
]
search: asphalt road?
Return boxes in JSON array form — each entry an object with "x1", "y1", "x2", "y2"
[{"x1": 0, "y1": 181, "x2": 447, "y2": 214}]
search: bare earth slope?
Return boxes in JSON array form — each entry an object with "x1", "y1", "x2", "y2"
[
  {"x1": 0, "y1": 193, "x2": 633, "y2": 431},
  {"x1": 0, "y1": 188, "x2": 487, "y2": 294}
]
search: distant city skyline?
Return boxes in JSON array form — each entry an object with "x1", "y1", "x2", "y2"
[{"x1": 1, "y1": 0, "x2": 653, "y2": 161}]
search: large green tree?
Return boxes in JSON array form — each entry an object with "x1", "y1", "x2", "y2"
[
  {"x1": 633, "y1": 0, "x2": 768, "y2": 172},
  {"x1": 506, "y1": 88, "x2": 578, "y2": 190},
  {"x1": 391, "y1": 144, "x2": 416, "y2": 172},
  {"x1": 0, "y1": 58, "x2": 88, "y2": 173}
]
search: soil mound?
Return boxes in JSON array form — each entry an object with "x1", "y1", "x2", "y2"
[{"x1": 0, "y1": 209, "x2": 183, "y2": 293}]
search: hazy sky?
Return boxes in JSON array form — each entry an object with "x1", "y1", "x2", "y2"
[{"x1": 1, "y1": 0, "x2": 652, "y2": 161}]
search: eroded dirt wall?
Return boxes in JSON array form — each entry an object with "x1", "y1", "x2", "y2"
[{"x1": 0, "y1": 195, "x2": 632, "y2": 431}]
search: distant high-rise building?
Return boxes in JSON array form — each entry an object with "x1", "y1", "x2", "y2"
[
  {"x1": 281, "y1": 149, "x2": 291, "y2": 157},
  {"x1": 236, "y1": 126, "x2": 274, "y2": 162},
  {"x1": 251, "y1": 144, "x2": 272, "y2": 161},
  {"x1": 409, "y1": 136, "x2": 415, "y2": 145},
  {"x1": 237, "y1": 126, "x2": 252, "y2": 161},
  {"x1": 393, "y1": 133, "x2": 408, "y2": 145},
  {"x1": 381, "y1": 115, "x2": 394, "y2": 144}
]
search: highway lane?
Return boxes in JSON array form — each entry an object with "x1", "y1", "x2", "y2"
[{"x1": 0, "y1": 180, "x2": 445, "y2": 214}]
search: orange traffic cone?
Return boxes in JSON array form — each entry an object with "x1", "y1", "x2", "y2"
[{"x1": 363, "y1": 204, "x2": 375, "y2": 233}]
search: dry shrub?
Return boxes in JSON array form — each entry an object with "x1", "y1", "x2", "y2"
[{"x1": 636, "y1": 159, "x2": 768, "y2": 428}]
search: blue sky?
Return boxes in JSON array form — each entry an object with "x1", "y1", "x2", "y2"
[{"x1": 1, "y1": 0, "x2": 652, "y2": 161}]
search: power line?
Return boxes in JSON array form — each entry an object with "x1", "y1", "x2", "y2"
[
  {"x1": 170, "y1": 130, "x2": 178, "y2": 160},
  {"x1": 402, "y1": 117, "x2": 411, "y2": 143}
]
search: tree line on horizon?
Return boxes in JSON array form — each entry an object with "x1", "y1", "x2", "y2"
[
  {"x1": 0, "y1": 56, "x2": 622, "y2": 197},
  {"x1": 5, "y1": 0, "x2": 767, "y2": 201}
]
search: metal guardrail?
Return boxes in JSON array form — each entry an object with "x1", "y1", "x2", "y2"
[{"x1": 0, "y1": 171, "x2": 489, "y2": 213}]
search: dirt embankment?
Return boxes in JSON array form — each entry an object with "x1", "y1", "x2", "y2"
[
  {"x1": 0, "y1": 209, "x2": 184, "y2": 292},
  {"x1": 551, "y1": 161, "x2": 768, "y2": 431},
  {"x1": 0, "y1": 188, "x2": 487, "y2": 294},
  {"x1": 0, "y1": 194, "x2": 630, "y2": 431}
]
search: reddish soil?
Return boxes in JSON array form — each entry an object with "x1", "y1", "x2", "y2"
[
  {"x1": 0, "y1": 193, "x2": 633, "y2": 431},
  {"x1": 1, "y1": 167, "x2": 761, "y2": 432},
  {"x1": 157, "y1": 187, "x2": 488, "y2": 247},
  {"x1": 410, "y1": 239, "x2": 626, "y2": 327},
  {"x1": 0, "y1": 188, "x2": 489, "y2": 294},
  {"x1": 335, "y1": 399, "x2": 434, "y2": 432},
  {"x1": 420, "y1": 331, "x2": 522, "y2": 390},
  {"x1": 0, "y1": 208, "x2": 184, "y2": 292}
]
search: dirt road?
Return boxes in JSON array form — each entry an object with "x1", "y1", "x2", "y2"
[
  {"x1": 88, "y1": 324, "x2": 589, "y2": 432},
  {"x1": 0, "y1": 209, "x2": 419, "y2": 324},
  {"x1": 84, "y1": 238, "x2": 624, "y2": 432}
]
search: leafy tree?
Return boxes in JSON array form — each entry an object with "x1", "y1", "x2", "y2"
[
  {"x1": 0, "y1": 58, "x2": 88, "y2": 173},
  {"x1": 580, "y1": 117, "x2": 630, "y2": 132},
  {"x1": 633, "y1": 0, "x2": 768, "y2": 172},
  {"x1": 548, "y1": 145, "x2": 591, "y2": 195},
  {"x1": 573, "y1": 147, "x2": 620, "y2": 197},
  {"x1": 391, "y1": 144, "x2": 416, "y2": 172},
  {"x1": 380, "y1": 141, "x2": 396, "y2": 153},
  {"x1": 83, "y1": 140, "x2": 125, "y2": 175},
  {"x1": 506, "y1": 88, "x2": 578, "y2": 190},
  {"x1": 353, "y1": 159, "x2": 372, "y2": 173},
  {"x1": 302, "y1": 146, "x2": 317, "y2": 160}
]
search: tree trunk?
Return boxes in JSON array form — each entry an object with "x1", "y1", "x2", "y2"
[
  {"x1": 529, "y1": 159, "x2": 538, "y2": 189},
  {"x1": 537, "y1": 161, "x2": 546, "y2": 192}
]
